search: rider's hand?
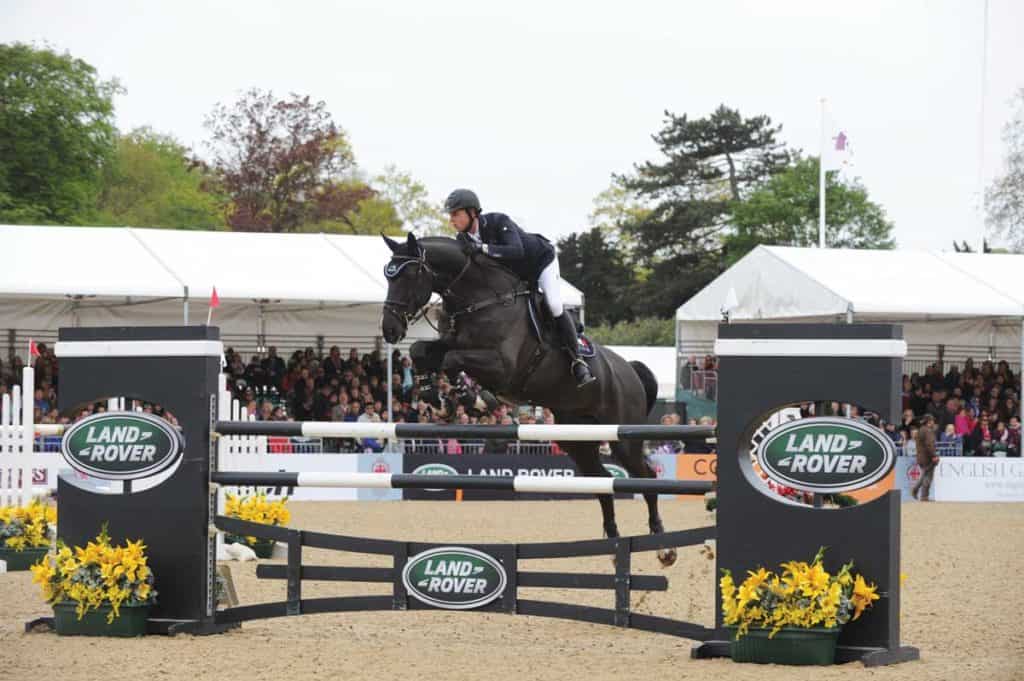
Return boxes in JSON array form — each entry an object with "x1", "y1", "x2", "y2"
[{"x1": 458, "y1": 235, "x2": 483, "y2": 256}]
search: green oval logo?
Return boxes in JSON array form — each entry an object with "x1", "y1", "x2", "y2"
[
  {"x1": 411, "y1": 463, "x2": 458, "y2": 492},
  {"x1": 602, "y1": 464, "x2": 629, "y2": 479},
  {"x1": 61, "y1": 412, "x2": 183, "y2": 481},
  {"x1": 756, "y1": 417, "x2": 895, "y2": 494},
  {"x1": 401, "y1": 547, "x2": 507, "y2": 610}
]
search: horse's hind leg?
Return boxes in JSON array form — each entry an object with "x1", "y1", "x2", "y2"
[
  {"x1": 613, "y1": 440, "x2": 677, "y2": 567},
  {"x1": 558, "y1": 440, "x2": 619, "y2": 539}
]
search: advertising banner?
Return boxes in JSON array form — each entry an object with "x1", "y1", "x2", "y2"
[
  {"x1": 357, "y1": 452, "x2": 404, "y2": 501},
  {"x1": 402, "y1": 454, "x2": 636, "y2": 501},
  {"x1": 896, "y1": 456, "x2": 1024, "y2": 502}
]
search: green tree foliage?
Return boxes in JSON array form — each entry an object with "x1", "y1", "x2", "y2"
[
  {"x1": 587, "y1": 176, "x2": 650, "y2": 257},
  {"x1": 987, "y1": 89, "x2": 1024, "y2": 251},
  {"x1": 95, "y1": 128, "x2": 223, "y2": 229},
  {"x1": 0, "y1": 43, "x2": 121, "y2": 223},
  {"x1": 557, "y1": 227, "x2": 635, "y2": 326},
  {"x1": 586, "y1": 316, "x2": 674, "y2": 346},
  {"x1": 373, "y1": 165, "x2": 447, "y2": 235},
  {"x1": 724, "y1": 156, "x2": 894, "y2": 264},
  {"x1": 203, "y1": 89, "x2": 355, "y2": 232},
  {"x1": 620, "y1": 105, "x2": 790, "y2": 317}
]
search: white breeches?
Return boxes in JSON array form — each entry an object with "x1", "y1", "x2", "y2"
[{"x1": 538, "y1": 257, "x2": 564, "y2": 318}]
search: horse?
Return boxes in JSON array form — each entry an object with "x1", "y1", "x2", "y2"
[{"x1": 380, "y1": 232, "x2": 677, "y2": 566}]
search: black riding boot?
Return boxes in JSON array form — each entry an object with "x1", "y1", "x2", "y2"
[{"x1": 556, "y1": 313, "x2": 596, "y2": 389}]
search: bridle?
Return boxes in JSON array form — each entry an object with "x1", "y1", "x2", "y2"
[{"x1": 383, "y1": 247, "x2": 475, "y2": 334}]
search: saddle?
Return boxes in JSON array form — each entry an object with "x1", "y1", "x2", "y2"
[{"x1": 526, "y1": 288, "x2": 596, "y2": 358}]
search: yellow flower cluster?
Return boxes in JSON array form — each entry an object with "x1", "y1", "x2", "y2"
[
  {"x1": 224, "y1": 493, "x2": 290, "y2": 545},
  {"x1": 30, "y1": 527, "x2": 157, "y2": 623},
  {"x1": 720, "y1": 548, "x2": 880, "y2": 639},
  {"x1": 0, "y1": 500, "x2": 56, "y2": 551}
]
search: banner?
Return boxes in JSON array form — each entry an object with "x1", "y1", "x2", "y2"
[
  {"x1": 896, "y1": 456, "x2": 1024, "y2": 502},
  {"x1": 402, "y1": 454, "x2": 636, "y2": 501}
]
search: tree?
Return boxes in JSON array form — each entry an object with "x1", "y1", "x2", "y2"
[
  {"x1": 0, "y1": 43, "x2": 122, "y2": 223},
  {"x1": 203, "y1": 89, "x2": 355, "y2": 232},
  {"x1": 723, "y1": 156, "x2": 894, "y2": 264},
  {"x1": 620, "y1": 105, "x2": 790, "y2": 317},
  {"x1": 586, "y1": 317, "x2": 674, "y2": 346},
  {"x1": 587, "y1": 177, "x2": 650, "y2": 257},
  {"x1": 987, "y1": 89, "x2": 1024, "y2": 251},
  {"x1": 557, "y1": 227, "x2": 636, "y2": 326},
  {"x1": 372, "y1": 165, "x2": 447, "y2": 235},
  {"x1": 95, "y1": 128, "x2": 223, "y2": 229}
]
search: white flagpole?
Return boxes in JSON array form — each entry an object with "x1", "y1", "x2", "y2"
[
  {"x1": 819, "y1": 98, "x2": 827, "y2": 249},
  {"x1": 975, "y1": 0, "x2": 989, "y2": 254}
]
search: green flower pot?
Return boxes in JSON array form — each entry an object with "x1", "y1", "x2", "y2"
[
  {"x1": 728, "y1": 626, "x2": 840, "y2": 665},
  {"x1": 53, "y1": 601, "x2": 150, "y2": 637},
  {"x1": 225, "y1": 534, "x2": 276, "y2": 559},
  {"x1": 0, "y1": 546, "x2": 49, "y2": 571}
]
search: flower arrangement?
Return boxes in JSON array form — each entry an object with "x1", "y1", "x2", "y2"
[
  {"x1": 31, "y1": 527, "x2": 157, "y2": 623},
  {"x1": 0, "y1": 500, "x2": 55, "y2": 551},
  {"x1": 720, "y1": 548, "x2": 880, "y2": 639},
  {"x1": 223, "y1": 492, "x2": 290, "y2": 545}
]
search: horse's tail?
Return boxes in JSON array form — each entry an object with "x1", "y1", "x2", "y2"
[{"x1": 629, "y1": 360, "x2": 658, "y2": 416}]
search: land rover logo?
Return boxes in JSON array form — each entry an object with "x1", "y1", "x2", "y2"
[
  {"x1": 603, "y1": 464, "x2": 629, "y2": 479},
  {"x1": 755, "y1": 417, "x2": 895, "y2": 494},
  {"x1": 411, "y1": 462, "x2": 458, "y2": 492},
  {"x1": 61, "y1": 412, "x2": 183, "y2": 481},
  {"x1": 401, "y1": 547, "x2": 507, "y2": 610}
]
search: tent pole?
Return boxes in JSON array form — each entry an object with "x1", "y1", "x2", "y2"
[
  {"x1": 183, "y1": 286, "x2": 189, "y2": 326},
  {"x1": 1020, "y1": 320, "x2": 1023, "y2": 425},
  {"x1": 387, "y1": 342, "x2": 393, "y2": 424}
]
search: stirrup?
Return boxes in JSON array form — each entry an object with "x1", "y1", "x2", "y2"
[{"x1": 572, "y1": 359, "x2": 597, "y2": 388}]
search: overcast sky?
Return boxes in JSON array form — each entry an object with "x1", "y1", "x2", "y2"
[{"x1": 4, "y1": 0, "x2": 1022, "y2": 250}]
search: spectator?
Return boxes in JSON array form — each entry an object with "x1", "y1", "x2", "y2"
[
  {"x1": 1008, "y1": 417, "x2": 1021, "y2": 457},
  {"x1": 992, "y1": 421, "x2": 1010, "y2": 457},
  {"x1": 904, "y1": 427, "x2": 918, "y2": 459},
  {"x1": 262, "y1": 346, "x2": 286, "y2": 389},
  {"x1": 938, "y1": 423, "x2": 960, "y2": 455},
  {"x1": 954, "y1": 407, "x2": 974, "y2": 437},
  {"x1": 966, "y1": 412, "x2": 993, "y2": 456},
  {"x1": 911, "y1": 415, "x2": 939, "y2": 502}
]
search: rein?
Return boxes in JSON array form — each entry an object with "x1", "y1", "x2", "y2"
[{"x1": 385, "y1": 247, "x2": 527, "y2": 335}]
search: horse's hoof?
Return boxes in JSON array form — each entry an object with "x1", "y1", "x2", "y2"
[{"x1": 657, "y1": 548, "x2": 677, "y2": 568}]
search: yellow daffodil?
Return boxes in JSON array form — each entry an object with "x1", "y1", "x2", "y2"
[{"x1": 720, "y1": 548, "x2": 880, "y2": 641}]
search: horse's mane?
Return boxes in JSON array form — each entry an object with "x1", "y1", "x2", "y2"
[{"x1": 394, "y1": 235, "x2": 521, "y2": 282}]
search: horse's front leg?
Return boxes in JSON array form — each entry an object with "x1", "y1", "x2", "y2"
[{"x1": 441, "y1": 349, "x2": 508, "y2": 392}]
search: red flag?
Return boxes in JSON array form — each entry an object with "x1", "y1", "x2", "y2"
[
  {"x1": 29, "y1": 339, "x2": 40, "y2": 357},
  {"x1": 206, "y1": 287, "x2": 221, "y2": 326}
]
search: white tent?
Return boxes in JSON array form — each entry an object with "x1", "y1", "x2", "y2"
[
  {"x1": 676, "y1": 246, "x2": 1024, "y2": 374},
  {"x1": 0, "y1": 225, "x2": 583, "y2": 354},
  {"x1": 607, "y1": 345, "x2": 676, "y2": 400}
]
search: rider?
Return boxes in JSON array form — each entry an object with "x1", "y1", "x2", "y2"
[{"x1": 444, "y1": 188, "x2": 596, "y2": 389}]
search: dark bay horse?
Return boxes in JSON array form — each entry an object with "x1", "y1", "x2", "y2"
[{"x1": 381, "y1": 232, "x2": 677, "y2": 565}]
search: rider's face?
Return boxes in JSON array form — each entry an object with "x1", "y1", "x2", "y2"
[{"x1": 449, "y1": 209, "x2": 472, "y2": 232}]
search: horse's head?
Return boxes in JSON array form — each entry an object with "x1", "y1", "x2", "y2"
[{"x1": 381, "y1": 232, "x2": 435, "y2": 343}]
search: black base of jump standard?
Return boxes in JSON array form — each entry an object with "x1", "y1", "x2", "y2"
[
  {"x1": 212, "y1": 516, "x2": 716, "y2": 641},
  {"x1": 42, "y1": 324, "x2": 918, "y2": 666}
]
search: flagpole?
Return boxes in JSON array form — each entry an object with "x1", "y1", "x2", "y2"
[
  {"x1": 975, "y1": 0, "x2": 989, "y2": 253},
  {"x1": 819, "y1": 98, "x2": 827, "y2": 249}
]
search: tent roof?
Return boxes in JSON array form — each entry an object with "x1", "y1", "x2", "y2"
[
  {"x1": 676, "y1": 246, "x2": 1024, "y2": 322},
  {"x1": 0, "y1": 225, "x2": 582, "y2": 307}
]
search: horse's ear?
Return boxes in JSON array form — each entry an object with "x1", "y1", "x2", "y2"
[
  {"x1": 406, "y1": 231, "x2": 420, "y2": 253},
  {"x1": 382, "y1": 234, "x2": 401, "y2": 253}
]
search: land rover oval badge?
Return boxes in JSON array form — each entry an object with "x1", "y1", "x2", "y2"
[
  {"x1": 61, "y1": 412, "x2": 184, "y2": 481},
  {"x1": 755, "y1": 417, "x2": 895, "y2": 494},
  {"x1": 401, "y1": 546, "x2": 507, "y2": 610}
]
